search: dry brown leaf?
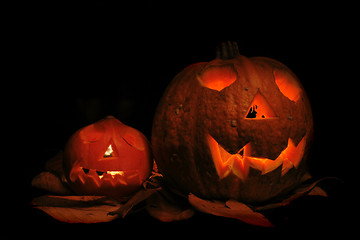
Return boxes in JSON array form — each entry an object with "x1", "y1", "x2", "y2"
[
  {"x1": 146, "y1": 191, "x2": 194, "y2": 222},
  {"x1": 31, "y1": 151, "x2": 72, "y2": 195},
  {"x1": 188, "y1": 194, "x2": 272, "y2": 227},
  {"x1": 32, "y1": 171, "x2": 72, "y2": 195},
  {"x1": 45, "y1": 151, "x2": 65, "y2": 175},
  {"x1": 31, "y1": 195, "x2": 121, "y2": 223},
  {"x1": 308, "y1": 186, "x2": 328, "y2": 197},
  {"x1": 254, "y1": 177, "x2": 334, "y2": 211},
  {"x1": 108, "y1": 187, "x2": 160, "y2": 218},
  {"x1": 108, "y1": 170, "x2": 163, "y2": 218}
]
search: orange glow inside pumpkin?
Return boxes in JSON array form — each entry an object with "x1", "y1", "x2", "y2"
[
  {"x1": 245, "y1": 91, "x2": 278, "y2": 119},
  {"x1": 207, "y1": 134, "x2": 306, "y2": 180},
  {"x1": 197, "y1": 64, "x2": 237, "y2": 91},
  {"x1": 64, "y1": 117, "x2": 153, "y2": 201},
  {"x1": 274, "y1": 69, "x2": 302, "y2": 102}
]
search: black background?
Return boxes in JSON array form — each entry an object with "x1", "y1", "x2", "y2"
[{"x1": 10, "y1": 1, "x2": 356, "y2": 237}]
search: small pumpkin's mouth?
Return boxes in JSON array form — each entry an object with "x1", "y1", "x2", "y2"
[
  {"x1": 81, "y1": 167, "x2": 126, "y2": 179},
  {"x1": 69, "y1": 165, "x2": 140, "y2": 187},
  {"x1": 207, "y1": 134, "x2": 306, "y2": 180}
]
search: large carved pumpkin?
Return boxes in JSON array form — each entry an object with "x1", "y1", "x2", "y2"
[
  {"x1": 152, "y1": 42, "x2": 313, "y2": 203},
  {"x1": 64, "y1": 116, "x2": 152, "y2": 201}
]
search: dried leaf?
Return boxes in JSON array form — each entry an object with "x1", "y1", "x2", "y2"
[
  {"x1": 188, "y1": 194, "x2": 272, "y2": 227},
  {"x1": 108, "y1": 170, "x2": 163, "y2": 218},
  {"x1": 45, "y1": 151, "x2": 65, "y2": 175},
  {"x1": 254, "y1": 177, "x2": 335, "y2": 211},
  {"x1": 31, "y1": 195, "x2": 121, "y2": 223},
  {"x1": 32, "y1": 171, "x2": 72, "y2": 195},
  {"x1": 108, "y1": 187, "x2": 159, "y2": 218},
  {"x1": 31, "y1": 151, "x2": 72, "y2": 195},
  {"x1": 308, "y1": 186, "x2": 328, "y2": 197},
  {"x1": 146, "y1": 191, "x2": 194, "y2": 222}
]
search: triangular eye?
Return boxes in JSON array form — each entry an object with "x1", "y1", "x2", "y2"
[
  {"x1": 103, "y1": 144, "x2": 114, "y2": 157},
  {"x1": 103, "y1": 140, "x2": 119, "y2": 158},
  {"x1": 245, "y1": 91, "x2": 278, "y2": 119}
]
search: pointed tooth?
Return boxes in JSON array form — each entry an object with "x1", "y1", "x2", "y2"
[
  {"x1": 230, "y1": 155, "x2": 249, "y2": 181},
  {"x1": 262, "y1": 158, "x2": 283, "y2": 175},
  {"x1": 125, "y1": 171, "x2": 141, "y2": 185},
  {"x1": 281, "y1": 159, "x2": 294, "y2": 176},
  {"x1": 70, "y1": 166, "x2": 82, "y2": 182},
  {"x1": 114, "y1": 174, "x2": 128, "y2": 186},
  {"x1": 87, "y1": 169, "x2": 101, "y2": 187},
  {"x1": 118, "y1": 178, "x2": 128, "y2": 185},
  {"x1": 78, "y1": 173, "x2": 86, "y2": 184},
  {"x1": 102, "y1": 173, "x2": 112, "y2": 180},
  {"x1": 126, "y1": 171, "x2": 140, "y2": 180},
  {"x1": 101, "y1": 173, "x2": 115, "y2": 187},
  {"x1": 83, "y1": 173, "x2": 101, "y2": 188}
]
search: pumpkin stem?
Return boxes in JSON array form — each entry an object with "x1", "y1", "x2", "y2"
[{"x1": 216, "y1": 41, "x2": 239, "y2": 60}]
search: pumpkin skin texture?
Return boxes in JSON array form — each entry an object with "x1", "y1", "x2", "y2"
[
  {"x1": 64, "y1": 116, "x2": 152, "y2": 201},
  {"x1": 151, "y1": 42, "x2": 313, "y2": 203}
]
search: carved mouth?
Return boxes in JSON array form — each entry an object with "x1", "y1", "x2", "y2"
[
  {"x1": 207, "y1": 134, "x2": 306, "y2": 180},
  {"x1": 81, "y1": 167, "x2": 126, "y2": 180},
  {"x1": 69, "y1": 165, "x2": 140, "y2": 188}
]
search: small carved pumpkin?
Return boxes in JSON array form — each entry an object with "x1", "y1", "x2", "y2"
[
  {"x1": 64, "y1": 116, "x2": 152, "y2": 200},
  {"x1": 152, "y1": 42, "x2": 313, "y2": 203}
]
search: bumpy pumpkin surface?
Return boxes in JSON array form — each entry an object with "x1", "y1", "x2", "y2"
[
  {"x1": 64, "y1": 116, "x2": 152, "y2": 200},
  {"x1": 151, "y1": 42, "x2": 313, "y2": 203}
]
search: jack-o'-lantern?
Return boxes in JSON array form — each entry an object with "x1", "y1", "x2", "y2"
[
  {"x1": 64, "y1": 116, "x2": 152, "y2": 201},
  {"x1": 152, "y1": 42, "x2": 313, "y2": 203}
]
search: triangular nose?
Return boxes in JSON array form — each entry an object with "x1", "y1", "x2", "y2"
[
  {"x1": 103, "y1": 144, "x2": 114, "y2": 157},
  {"x1": 245, "y1": 91, "x2": 278, "y2": 119},
  {"x1": 102, "y1": 140, "x2": 119, "y2": 158}
]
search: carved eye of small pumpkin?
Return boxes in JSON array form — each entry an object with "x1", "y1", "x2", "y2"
[
  {"x1": 197, "y1": 64, "x2": 237, "y2": 91},
  {"x1": 122, "y1": 131, "x2": 146, "y2": 151}
]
